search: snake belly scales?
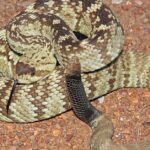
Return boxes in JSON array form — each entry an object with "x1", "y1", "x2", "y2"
[{"x1": 0, "y1": 0, "x2": 149, "y2": 124}]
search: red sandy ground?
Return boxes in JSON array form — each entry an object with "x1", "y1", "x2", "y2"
[{"x1": 0, "y1": 0, "x2": 149, "y2": 149}]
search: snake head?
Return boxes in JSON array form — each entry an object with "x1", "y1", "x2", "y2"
[
  {"x1": 16, "y1": 62, "x2": 36, "y2": 77},
  {"x1": 14, "y1": 62, "x2": 39, "y2": 84}
]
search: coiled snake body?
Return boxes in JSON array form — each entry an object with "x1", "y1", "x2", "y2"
[
  {"x1": 0, "y1": 0, "x2": 125, "y2": 122},
  {"x1": 0, "y1": 0, "x2": 150, "y2": 149}
]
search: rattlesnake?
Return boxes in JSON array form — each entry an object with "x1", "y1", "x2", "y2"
[
  {"x1": 0, "y1": 0, "x2": 125, "y2": 122},
  {"x1": 0, "y1": 0, "x2": 150, "y2": 149}
]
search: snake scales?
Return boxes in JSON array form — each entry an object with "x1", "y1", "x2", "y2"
[
  {"x1": 65, "y1": 59, "x2": 150, "y2": 150},
  {"x1": 0, "y1": 0, "x2": 150, "y2": 149},
  {"x1": 0, "y1": 0, "x2": 149, "y2": 128}
]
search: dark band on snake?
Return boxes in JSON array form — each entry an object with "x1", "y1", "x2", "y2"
[
  {"x1": 65, "y1": 59, "x2": 102, "y2": 125},
  {"x1": 6, "y1": 80, "x2": 18, "y2": 114}
]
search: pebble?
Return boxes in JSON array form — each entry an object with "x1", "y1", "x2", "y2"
[
  {"x1": 135, "y1": 0, "x2": 143, "y2": 6},
  {"x1": 98, "y1": 96, "x2": 105, "y2": 103},
  {"x1": 0, "y1": 0, "x2": 149, "y2": 149},
  {"x1": 112, "y1": 0, "x2": 123, "y2": 4},
  {"x1": 52, "y1": 129, "x2": 61, "y2": 137},
  {"x1": 8, "y1": 146, "x2": 17, "y2": 150}
]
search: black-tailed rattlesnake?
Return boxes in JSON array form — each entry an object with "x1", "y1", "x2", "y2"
[{"x1": 0, "y1": 0, "x2": 150, "y2": 149}]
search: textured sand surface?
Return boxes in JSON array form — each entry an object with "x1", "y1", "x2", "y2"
[{"x1": 0, "y1": 0, "x2": 149, "y2": 149}]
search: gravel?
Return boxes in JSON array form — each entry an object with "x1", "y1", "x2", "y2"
[{"x1": 0, "y1": 0, "x2": 149, "y2": 149}]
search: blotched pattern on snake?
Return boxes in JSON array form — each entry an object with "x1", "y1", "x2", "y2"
[{"x1": 0, "y1": 0, "x2": 150, "y2": 149}]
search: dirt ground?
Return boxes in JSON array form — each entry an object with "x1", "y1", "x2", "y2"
[{"x1": 0, "y1": 0, "x2": 150, "y2": 150}]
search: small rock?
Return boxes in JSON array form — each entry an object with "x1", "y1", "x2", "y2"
[
  {"x1": 120, "y1": 117, "x2": 124, "y2": 121},
  {"x1": 126, "y1": 1, "x2": 132, "y2": 5},
  {"x1": 8, "y1": 146, "x2": 17, "y2": 150},
  {"x1": 52, "y1": 129, "x2": 61, "y2": 137},
  {"x1": 112, "y1": 0, "x2": 123, "y2": 4},
  {"x1": 98, "y1": 96, "x2": 105, "y2": 103},
  {"x1": 135, "y1": 0, "x2": 143, "y2": 6}
]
